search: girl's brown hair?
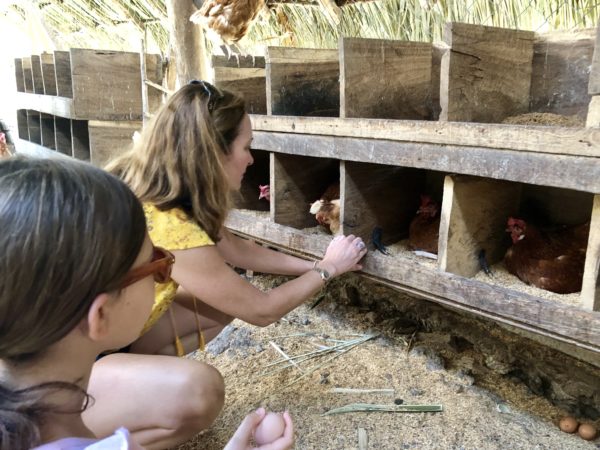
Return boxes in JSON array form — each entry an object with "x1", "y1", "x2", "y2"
[
  {"x1": 107, "y1": 82, "x2": 247, "y2": 242},
  {"x1": 0, "y1": 156, "x2": 146, "y2": 450}
]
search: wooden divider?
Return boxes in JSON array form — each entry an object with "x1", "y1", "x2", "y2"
[
  {"x1": 31, "y1": 55, "x2": 45, "y2": 94},
  {"x1": 438, "y1": 175, "x2": 521, "y2": 277},
  {"x1": 40, "y1": 113, "x2": 56, "y2": 150},
  {"x1": 440, "y1": 23, "x2": 535, "y2": 123},
  {"x1": 582, "y1": 195, "x2": 600, "y2": 311},
  {"x1": 16, "y1": 110, "x2": 28, "y2": 140},
  {"x1": 213, "y1": 55, "x2": 266, "y2": 114},
  {"x1": 14, "y1": 59, "x2": 25, "y2": 92},
  {"x1": 70, "y1": 49, "x2": 162, "y2": 120},
  {"x1": 41, "y1": 53, "x2": 58, "y2": 95},
  {"x1": 271, "y1": 152, "x2": 339, "y2": 229},
  {"x1": 54, "y1": 51, "x2": 73, "y2": 98},
  {"x1": 236, "y1": 149, "x2": 270, "y2": 211},
  {"x1": 266, "y1": 47, "x2": 339, "y2": 116},
  {"x1": 340, "y1": 37, "x2": 433, "y2": 120},
  {"x1": 26, "y1": 110, "x2": 41, "y2": 144},
  {"x1": 341, "y1": 161, "x2": 425, "y2": 243},
  {"x1": 54, "y1": 117, "x2": 72, "y2": 156},
  {"x1": 22, "y1": 57, "x2": 34, "y2": 93}
]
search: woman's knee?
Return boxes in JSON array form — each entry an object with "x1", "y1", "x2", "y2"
[{"x1": 168, "y1": 360, "x2": 225, "y2": 434}]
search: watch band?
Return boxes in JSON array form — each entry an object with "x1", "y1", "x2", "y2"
[{"x1": 311, "y1": 264, "x2": 331, "y2": 282}]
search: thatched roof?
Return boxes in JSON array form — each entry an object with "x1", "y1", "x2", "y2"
[{"x1": 3, "y1": 0, "x2": 599, "y2": 55}]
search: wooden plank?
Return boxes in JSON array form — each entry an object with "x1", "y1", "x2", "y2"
[
  {"x1": 22, "y1": 57, "x2": 34, "y2": 93},
  {"x1": 54, "y1": 117, "x2": 72, "y2": 156},
  {"x1": 225, "y1": 209, "x2": 600, "y2": 351},
  {"x1": 16, "y1": 110, "x2": 28, "y2": 140},
  {"x1": 340, "y1": 37, "x2": 433, "y2": 120},
  {"x1": 531, "y1": 30, "x2": 594, "y2": 119},
  {"x1": 431, "y1": 44, "x2": 447, "y2": 121},
  {"x1": 70, "y1": 49, "x2": 163, "y2": 120},
  {"x1": 341, "y1": 160, "x2": 425, "y2": 243},
  {"x1": 14, "y1": 58, "x2": 25, "y2": 92},
  {"x1": 54, "y1": 50, "x2": 73, "y2": 98},
  {"x1": 249, "y1": 115, "x2": 600, "y2": 158},
  {"x1": 438, "y1": 175, "x2": 521, "y2": 278},
  {"x1": 271, "y1": 152, "x2": 339, "y2": 229},
  {"x1": 71, "y1": 119, "x2": 90, "y2": 161},
  {"x1": 40, "y1": 52, "x2": 57, "y2": 95},
  {"x1": 266, "y1": 47, "x2": 339, "y2": 116},
  {"x1": 440, "y1": 23, "x2": 535, "y2": 123},
  {"x1": 88, "y1": 120, "x2": 140, "y2": 167},
  {"x1": 26, "y1": 110, "x2": 41, "y2": 144},
  {"x1": 587, "y1": 95, "x2": 600, "y2": 127},
  {"x1": 236, "y1": 149, "x2": 270, "y2": 211},
  {"x1": 31, "y1": 55, "x2": 45, "y2": 94},
  {"x1": 214, "y1": 67, "x2": 267, "y2": 114},
  {"x1": 14, "y1": 92, "x2": 73, "y2": 118},
  {"x1": 588, "y1": 23, "x2": 600, "y2": 95},
  {"x1": 582, "y1": 194, "x2": 600, "y2": 311},
  {"x1": 40, "y1": 113, "x2": 56, "y2": 150},
  {"x1": 252, "y1": 131, "x2": 600, "y2": 194}
]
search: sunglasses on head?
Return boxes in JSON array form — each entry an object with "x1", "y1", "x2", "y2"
[
  {"x1": 189, "y1": 79, "x2": 224, "y2": 113},
  {"x1": 119, "y1": 246, "x2": 175, "y2": 289}
]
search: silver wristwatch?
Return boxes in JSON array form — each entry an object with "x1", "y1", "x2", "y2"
[{"x1": 311, "y1": 264, "x2": 331, "y2": 282}]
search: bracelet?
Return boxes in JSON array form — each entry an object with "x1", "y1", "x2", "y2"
[{"x1": 311, "y1": 260, "x2": 331, "y2": 282}]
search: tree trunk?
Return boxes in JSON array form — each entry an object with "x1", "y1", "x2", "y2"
[{"x1": 165, "y1": 0, "x2": 209, "y2": 87}]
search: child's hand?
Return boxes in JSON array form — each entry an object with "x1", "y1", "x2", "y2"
[{"x1": 224, "y1": 408, "x2": 294, "y2": 450}]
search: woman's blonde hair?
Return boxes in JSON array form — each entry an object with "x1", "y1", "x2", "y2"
[{"x1": 107, "y1": 82, "x2": 246, "y2": 242}]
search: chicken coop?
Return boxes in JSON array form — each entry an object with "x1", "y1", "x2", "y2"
[{"x1": 211, "y1": 23, "x2": 600, "y2": 366}]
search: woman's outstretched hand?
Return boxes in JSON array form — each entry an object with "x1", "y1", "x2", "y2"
[
  {"x1": 319, "y1": 234, "x2": 368, "y2": 277},
  {"x1": 224, "y1": 408, "x2": 294, "y2": 450}
]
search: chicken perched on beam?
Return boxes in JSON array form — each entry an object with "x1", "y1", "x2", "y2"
[
  {"x1": 190, "y1": 0, "x2": 267, "y2": 61},
  {"x1": 310, "y1": 182, "x2": 341, "y2": 235},
  {"x1": 504, "y1": 217, "x2": 589, "y2": 294}
]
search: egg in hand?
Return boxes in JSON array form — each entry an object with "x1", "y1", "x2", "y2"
[{"x1": 254, "y1": 412, "x2": 285, "y2": 445}]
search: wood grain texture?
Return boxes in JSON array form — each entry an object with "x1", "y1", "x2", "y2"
[
  {"x1": 71, "y1": 119, "x2": 90, "y2": 161},
  {"x1": 340, "y1": 37, "x2": 433, "y2": 120},
  {"x1": 271, "y1": 152, "x2": 339, "y2": 229},
  {"x1": 15, "y1": 92, "x2": 73, "y2": 118},
  {"x1": 266, "y1": 47, "x2": 339, "y2": 116},
  {"x1": 225, "y1": 209, "x2": 600, "y2": 351},
  {"x1": 70, "y1": 49, "x2": 163, "y2": 120},
  {"x1": 588, "y1": 24, "x2": 600, "y2": 95},
  {"x1": 582, "y1": 194, "x2": 600, "y2": 311},
  {"x1": 88, "y1": 120, "x2": 141, "y2": 167},
  {"x1": 532, "y1": 30, "x2": 594, "y2": 118},
  {"x1": 54, "y1": 51, "x2": 73, "y2": 98},
  {"x1": 438, "y1": 175, "x2": 521, "y2": 278},
  {"x1": 252, "y1": 131, "x2": 600, "y2": 193},
  {"x1": 249, "y1": 115, "x2": 600, "y2": 158},
  {"x1": 341, "y1": 160, "x2": 425, "y2": 243},
  {"x1": 54, "y1": 117, "x2": 71, "y2": 156},
  {"x1": 26, "y1": 110, "x2": 41, "y2": 144},
  {"x1": 14, "y1": 58, "x2": 25, "y2": 92},
  {"x1": 214, "y1": 67, "x2": 267, "y2": 114},
  {"x1": 22, "y1": 57, "x2": 34, "y2": 93},
  {"x1": 31, "y1": 55, "x2": 44, "y2": 94},
  {"x1": 40, "y1": 53, "x2": 57, "y2": 95},
  {"x1": 16, "y1": 110, "x2": 28, "y2": 140},
  {"x1": 440, "y1": 22, "x2": 535, "y2": 123}
]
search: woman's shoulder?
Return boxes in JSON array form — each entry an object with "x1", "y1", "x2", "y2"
[{"x1": 143, "y1": 202, "x2": 214, "y2": 250}]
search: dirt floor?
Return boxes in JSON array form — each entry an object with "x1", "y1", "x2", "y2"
[{"x1": 175, "y1": 275, "x2": 600, "y2": 450}]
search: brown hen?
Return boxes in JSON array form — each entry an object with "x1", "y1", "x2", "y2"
[
  {"x1": 408, "y1": 195, "x2": 440, "y2": 254},
  {"x1": 504, "y1": 217, "x2": 589, "y2": 294},
  {"x1": 310, "y1": 182, "x2": 341, "y2": 235}
]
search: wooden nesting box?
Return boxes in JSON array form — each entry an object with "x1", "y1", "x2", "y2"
[
  {"x1": 236, "y1": 149, "x2": 270, "y2": 211},
  {"x1": 212, "y1": 55, "x2": 267, "y2": 114}
]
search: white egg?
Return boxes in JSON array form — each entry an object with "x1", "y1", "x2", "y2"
[{"x1": 254, "y1": 412, "x2": 285, "y2": 445}]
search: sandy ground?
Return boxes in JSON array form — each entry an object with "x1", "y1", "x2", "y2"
[{"x1": 173, "y1": 276, "x2": 600, "y2": 450}]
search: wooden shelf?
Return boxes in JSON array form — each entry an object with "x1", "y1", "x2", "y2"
[{"x1": 226, "y1": 209, "x2": 600, "y2": 353}]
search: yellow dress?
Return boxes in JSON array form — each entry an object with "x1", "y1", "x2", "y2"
[{"x1": 142, "y1": 203, "x2": 214, "y2": 336}]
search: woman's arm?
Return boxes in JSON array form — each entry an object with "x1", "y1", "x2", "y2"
[
  {"x1": 217, "y1": 227, "x2": 313, "y2": 275},
  {"x1": 171, "y1": 234, "x2": 367, "y2": 326}
]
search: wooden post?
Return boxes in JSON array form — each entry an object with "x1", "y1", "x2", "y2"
[
  {"x1": 31, "y1": 55, "x2": 44, "y2": 94},
  {"x1": 54, "y1": 116, "x2": 72, "y2": 156},
  {"x1": 340, "y1": 37, "x2": 433, "y2": 120},
  {"x1": 439, "y1": 23, "x2": 535, "y2": 123},
  {"x1": 581, "y1": 195, "x2": 600, "y2": 311},
  {"x1": 266, "y1": 47, "x2": 339, "y2": 116},
  {"x1": 26, "y1": 110, "x2": 41, "y2": 144},
  {"x1": 16, "y1": 110, "x2": 29, "y2": 140},
  {"x1": 22, "y1": 57, "x2": 34, "y2": 93},
  {"x1": 140, "y1": 33, "x2": 149, "y2": 126},
  {"x1": 54, "y1": 51, "x2": 73, "y2": 98},
  {"x1": 40, "y1": 113, "x2": 56, "y2": 150},
  {"x1": 14, "y1": 59, "x2": 25, "y2": 92},
  {"x1": 166, "y1": 0, "x2": 209, "y2": 86},
  {"x1": 40, "y1": 52, "x2": 57, "y2": 95},
  {"x1": 438, "y1": 175, "x2": 521, "y2": 277}
]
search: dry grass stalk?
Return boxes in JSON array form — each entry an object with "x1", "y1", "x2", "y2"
[
  {"x1": 322, "y1": 402, "x2": 443, "y2": 416},
  {"x1": 330, "y1": 388, "x2": 395, "y2": 395},
  {"x1": 268, "y1": 340, "x2": 305, "y2": 373}
]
